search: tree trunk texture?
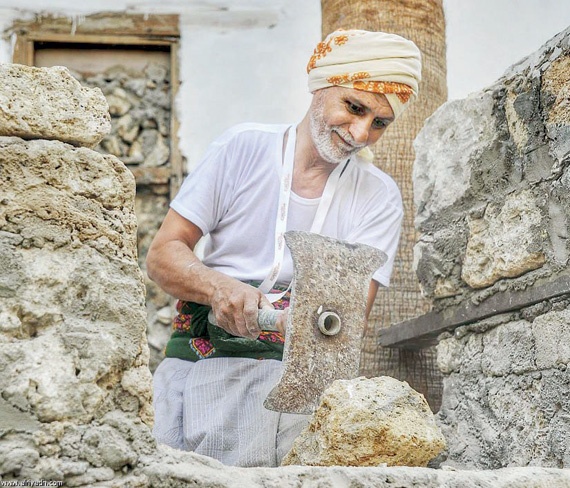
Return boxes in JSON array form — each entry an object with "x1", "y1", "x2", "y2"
[{"x1": 321, "y1": 0, "x2": 447, "y2": 411}]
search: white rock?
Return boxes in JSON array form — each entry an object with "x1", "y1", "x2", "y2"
[
  {"x1": 532, "y1": 308, "x2": 570, "y2": 369},
  {"x1": 461, "y1": 189, "x2": 545, "y2": 288},
  {"x1": 413, "y1": 92, "x2": 496, "y2": 226}
]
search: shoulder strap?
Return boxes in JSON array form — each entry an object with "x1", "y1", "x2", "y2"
[
  {"x1": 258, "y1": 125, "x2": 296, "y2": 295},
  {"x1": 259, "y1": 127, "x2": 354, "y2": 301}
]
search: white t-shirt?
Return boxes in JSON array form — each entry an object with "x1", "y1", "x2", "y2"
[{"x1": 171, "y1": 123, "x2": 403, "y2": 287}]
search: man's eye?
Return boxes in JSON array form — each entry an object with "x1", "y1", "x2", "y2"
[
  {"x1": 372, "y1": 118, "x2": 388, "y2": 130},
  {"x1": 346, "y1": 101, "x2": 364, "y2": 115}
]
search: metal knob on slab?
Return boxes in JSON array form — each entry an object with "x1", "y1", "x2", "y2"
[{"x1": 317, "y1": 310, "x2": 342, "y2": 336}]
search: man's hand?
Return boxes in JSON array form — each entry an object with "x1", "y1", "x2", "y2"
[
  {"x1": 147, "y1": 209, "x2": 282, "y2": 340},
  {"x1": 210, "y1": 279, "x2": 273, "y2": 339}
]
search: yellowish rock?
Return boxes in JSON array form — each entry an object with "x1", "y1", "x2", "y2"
[
  {"x1": 282, "y1": 376, "x2": 446, "y2": 467},
  {"x1": 461, "y1": 189, "x2": 545, "y2": 289}
]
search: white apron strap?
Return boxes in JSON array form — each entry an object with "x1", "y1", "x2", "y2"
[
  {"x1": 258, "y1": 125, "x2": 296, "y2": 296},
  {"x1": 260, "y1": 125, "x2": 355, "y2": 303},
  {"x1": 310, "y1": 158, "x2": 353, "y2": 234}
]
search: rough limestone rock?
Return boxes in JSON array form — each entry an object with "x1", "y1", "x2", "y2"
[
  {"x1": 0, "y1": 64, "x2": 111, "y2": 148},
  {"x1": 413, "y1": 91, "x2": 497, "y2": 228},
  {"x1": 281, "y1": 376, "x2": 446, "y2": 467},
  {"x1": 413, "y1": 27, "x2": 570, "y2": 300},
  {"x1": 461, "y1": 189, "x2": 546, "y2": 288}
]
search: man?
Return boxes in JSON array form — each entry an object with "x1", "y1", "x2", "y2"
[{"x1": 148, "y1": 29, "x2": 422, "y2": 467}]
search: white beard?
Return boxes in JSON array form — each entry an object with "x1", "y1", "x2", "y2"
[{"x1": 309, "y1": 99, "x2": 365, "y2": 164}]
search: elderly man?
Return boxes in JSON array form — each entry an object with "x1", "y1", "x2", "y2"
[{"x1": 148, "y1": 29, "x2": 422, "y2": 467}]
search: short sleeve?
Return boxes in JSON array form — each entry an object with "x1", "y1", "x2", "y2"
[{"x1": 170, "y1": 134, "x2": 236, "y2": 235}]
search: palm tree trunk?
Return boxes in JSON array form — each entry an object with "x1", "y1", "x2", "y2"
[{"x1": 321, "y1": 0, "x2": 447, "y2": 411}]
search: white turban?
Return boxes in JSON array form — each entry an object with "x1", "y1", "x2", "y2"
[{"x1": 307, "y1": 29, "x2": 422, "y2": 118}]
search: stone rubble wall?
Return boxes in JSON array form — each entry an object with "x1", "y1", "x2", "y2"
[
  {"x1": 75, "y1": 63, "x2": 171, "y2": 168},
  {"x1": 413, "y1": 27, "x2": 570, "y2": 468},
  {"x1": 0, "y1": 64, "x2": 156, "y2": 485}
]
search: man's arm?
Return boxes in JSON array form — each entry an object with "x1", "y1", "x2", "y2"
[
  {"x1": 146, "y1": 209, "x2": 271, "y2": 339},
  {"x1": 365, "y1": 279, "x2": 380, "y2": 320}
]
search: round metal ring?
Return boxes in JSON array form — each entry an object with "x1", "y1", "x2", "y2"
[{"x1": 317, "y1": 311, "x2": 342, "y2": 336}]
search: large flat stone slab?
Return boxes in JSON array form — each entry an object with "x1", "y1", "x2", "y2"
[{"x1": 141, "y1": 447, "x2": 570, "y2": 488}]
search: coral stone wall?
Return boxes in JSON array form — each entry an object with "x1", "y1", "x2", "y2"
[
  {"x1": 0, "y1": 64, "x2": 155, "y2": 485},
  {"x1": 413, "y1": 27, "x2": 570, "y2": 468}
]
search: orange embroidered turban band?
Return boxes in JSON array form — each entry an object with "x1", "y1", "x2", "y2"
[{"x1": 307, "y1": 29, "x2": 422, "y2": 118}]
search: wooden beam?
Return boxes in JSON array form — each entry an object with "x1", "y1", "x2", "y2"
[
  {"x1": 379, "y1": 273, "x2": 570, "y2": 349},
  {"x1": 23, "y1": 33, "x2": 174, "y2": 46},
  {"x1": 11, "y1": 13, "x2": 179, "y2": 38},
  {"x1": 169, "y1": 41, "x2": 183, "y2": 198},
  {"x1": 12, "y1": 37, "x2": 34, "y2": 65}
]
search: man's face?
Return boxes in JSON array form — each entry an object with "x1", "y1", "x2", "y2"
[{"x1": 309, "y1": 86, "x2": 395, "y2": 164}]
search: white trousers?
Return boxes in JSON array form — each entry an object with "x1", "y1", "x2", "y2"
[{"x1": 152, "y1": 357, "x2": 309, "y2": 467}]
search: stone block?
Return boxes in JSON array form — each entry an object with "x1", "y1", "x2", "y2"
[
  {"x1": 281, "y1": 376, "x2": 446, "y2": 467},
  {"x1": 437, "y1": 336, "x2": 464, "y2": 374},
  {"x1": 532, "y1": 308, "x2": 570, "y2": 369},
  {"x1": 0, "y1": 134, "x2": 151, "y2": 479},
  {"x1": 443, "y1": 330, "x2": 484, "y2": 376},
  {"x1": 413, "y1": 92, "x2": 496, "y2": 227},
  {"x1": 461, "y1": 189, "x2": 546, "y2": 289},
  {"x1": 0, "y1": 64, "x2": 110, "y2": 147},
  {"x1": 414, "y1": 224, "x2": 468, "y2": 299},
  {"x1": 480, "y1": 320, "x2": 535, "y2": 376},
  {"x1": 542, "y1": 54, "x2": 570, "y2": 128}
]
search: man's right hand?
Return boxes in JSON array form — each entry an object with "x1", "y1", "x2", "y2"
[
  {"x1": 209, "y1": 279, "x2": 273, "y2": 339},
  {"x1": 147, "y1": 209, "x2": 276, "y2": 340}
]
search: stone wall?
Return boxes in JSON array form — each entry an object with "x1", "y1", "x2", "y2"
[
  {"x1": 0, "y1": 63, "x2": 155, "y2": 484},
  {"x1": 413, "y1": 27, "x2": 570, "y2": 468}
]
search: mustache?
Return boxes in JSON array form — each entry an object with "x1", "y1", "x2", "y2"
[{"x1": 332, "y1": 128, "x2": 366, "y2": 149}]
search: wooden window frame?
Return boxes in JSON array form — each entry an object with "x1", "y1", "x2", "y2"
[{"x1": 9, "y1": 13, "x2": 183, "y2": 195}]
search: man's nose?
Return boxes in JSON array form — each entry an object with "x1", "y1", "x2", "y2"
[{"x1": 349, "y1": 119, "x2": 371, "y2": 145}]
